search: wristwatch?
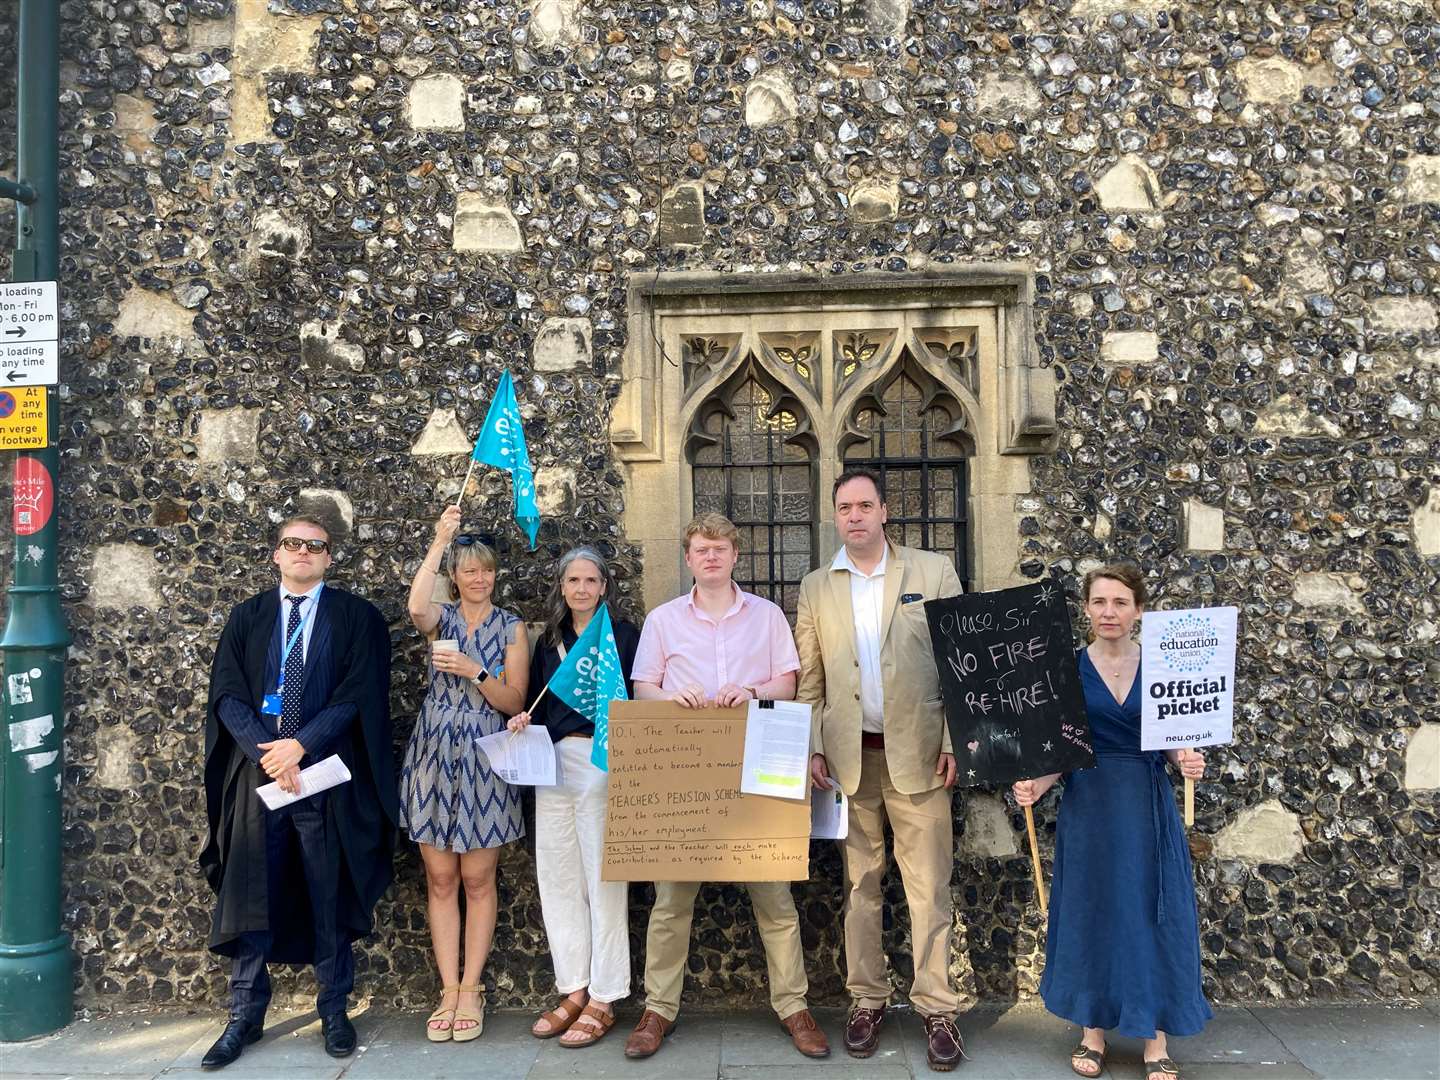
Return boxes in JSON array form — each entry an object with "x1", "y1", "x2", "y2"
[{"x1": 473, "y1": 668, "x2": 490, "y2": 687}]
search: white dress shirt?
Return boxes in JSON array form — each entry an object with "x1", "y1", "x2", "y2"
[
  {"x1": 833, "y1": 544, "x2": 887, "y2": 733},
  {"x1": 275, "y1": 581, "x2": 324, "y2": 665}
]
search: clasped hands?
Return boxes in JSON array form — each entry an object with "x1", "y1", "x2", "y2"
[
  {"x1": 670, "y1": 682, "x2": 754, "y2": 709},
  {"x1": 257, "y1": 738, "x2": 305, "y2": 794}
]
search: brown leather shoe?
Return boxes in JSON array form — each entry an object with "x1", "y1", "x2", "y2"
[
  {"x1": 780, "y1": 1008, "x2": 830, "y2": 1058},
  {"x1": 844, "y1": 1005, "x2": 885, "y2": 1058},
  {"x1": 922, "y1": 1014, "x2": 967, "y2": 1072},
  {"x1": 623, "y1": 1009, "x2": 675, "y2": 1059}
]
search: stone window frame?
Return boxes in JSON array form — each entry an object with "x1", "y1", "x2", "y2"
[{"x1": 611, "y1": 268, "x2": 1057, "y2": 611}]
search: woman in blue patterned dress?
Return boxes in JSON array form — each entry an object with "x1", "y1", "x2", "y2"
[
  {"x1": 401, "y1": 504, "x2": 529, "y2": 1043},
  {"x1": 1013, "y1": 563, "x2": 1210, "y2": 1080}
]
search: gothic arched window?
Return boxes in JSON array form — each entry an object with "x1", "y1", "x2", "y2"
[
  {"x1": 689, "y1": 356, "x2": 817, "y2": 615},
  {"x1": 842, "y1": 357, "x2": 972, "y2": 588}
]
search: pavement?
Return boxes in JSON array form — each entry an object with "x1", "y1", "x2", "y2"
[{"x1": 2, "y1": 1002, "x2": 1437, "y2": 1080}]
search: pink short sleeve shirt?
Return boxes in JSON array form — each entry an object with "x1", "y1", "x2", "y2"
[{"x1": 632, "y1": 584, "x2": 800, "y2": 697}]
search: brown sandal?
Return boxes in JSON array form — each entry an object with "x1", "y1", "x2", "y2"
[
  {"x1": 559, "y1": 1003, "x2": 616, "y2": 1048},
  {"x1": 1071, "y1": 1044, "x2": 1106, "y2": 1077},
  {"x1": 1145, "y1": 1058, "x2": 1182, "y2": 1080},
  {"x1": 531, "y1": 995, "x2": 585, "y2": 1039}
]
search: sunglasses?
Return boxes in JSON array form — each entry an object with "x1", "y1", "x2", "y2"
[
  {"x1": 454, "y1": 533, "x2": 508, "y2": 553},
  {"x1": 278, "y1": 537, "x2": 331, "y2": 554}
]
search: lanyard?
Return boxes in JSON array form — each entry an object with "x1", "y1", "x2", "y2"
[{"x1": 275, "y1": 592, "x2": 318, "y2": 690}]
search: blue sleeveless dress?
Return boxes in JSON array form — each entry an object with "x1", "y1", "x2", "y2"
[
  {"x1": 397, "y1": 603, "x2": 524, "y2": 852},
  {"x1": 1039, "y1": 649, "x2": 1214, "y2": 1038}
]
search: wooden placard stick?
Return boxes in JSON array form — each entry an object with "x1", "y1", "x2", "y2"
[
  {"x1": 1184, "y1": 773, "x2": 1195, "y2": 828},
  {"x1": 1022, "y1": 803, "x2": 1048, "y2": 913}
]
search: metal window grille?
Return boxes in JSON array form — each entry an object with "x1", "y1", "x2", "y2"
[
  {"x1": 692, "y1": 379, "x2": 816, "y2": 616},
  {"x1": 844, "y1": 373, "x2": 971, "y2": 589}
]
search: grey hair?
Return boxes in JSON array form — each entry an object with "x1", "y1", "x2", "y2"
[{"x1": 542, "y1": 546, "x2": 615, "y2": 647}]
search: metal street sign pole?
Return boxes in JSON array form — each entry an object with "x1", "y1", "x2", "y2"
[{"x1": 0, "y1": 0, "x2": 72, "y2": 1041}]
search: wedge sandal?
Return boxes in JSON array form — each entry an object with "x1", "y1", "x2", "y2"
[
  {"x1": 426, "y1": 984, "x2": 461, "y2": 1042},
  {"x1": 451, "y1": 984, "x2": 485, "y2": 1043}
]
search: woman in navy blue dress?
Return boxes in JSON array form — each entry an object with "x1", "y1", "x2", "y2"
[{"x1": 1013, "y1": 563, "x2": 1210, "y2": 1080}]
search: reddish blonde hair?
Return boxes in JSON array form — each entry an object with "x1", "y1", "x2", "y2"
[{"x1": 683, "y1": 511, "x2": 740, "y2": 552}]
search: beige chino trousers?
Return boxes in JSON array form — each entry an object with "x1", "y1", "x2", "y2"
[
  {"x1": 843, "y1": 747, "x2": 959, "y2": 1017},
  {"x1": 642, "y1": 880, "x2": 809, "y2": 1022}
]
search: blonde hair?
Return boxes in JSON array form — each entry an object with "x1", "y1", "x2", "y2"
[
  {"x1": 448, "y1": 539, "x2": 498, "y2": 599},
  {"x1": 683, "y1": 511, "x2": 740, "y2": 552}
]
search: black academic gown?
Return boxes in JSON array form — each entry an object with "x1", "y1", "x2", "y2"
[{"x1": 200, "y1": 585, "x2": 397, "y2": 962}]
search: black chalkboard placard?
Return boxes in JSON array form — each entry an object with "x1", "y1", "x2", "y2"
[{"x1": 924, "y1": 580, "x2": 1095, "y2": 786}]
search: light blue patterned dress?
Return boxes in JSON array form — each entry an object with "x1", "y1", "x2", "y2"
[{"x1": 399, "y1": 603, "x2": 524, "y2": 852}]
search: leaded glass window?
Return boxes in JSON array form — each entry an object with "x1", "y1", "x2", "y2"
[
  {"x1": 844, "y1": 368, "x2": 971, "y2": 588},
  {"x1": 691, "y1": 374, "x2": 816, "y2": 615}
]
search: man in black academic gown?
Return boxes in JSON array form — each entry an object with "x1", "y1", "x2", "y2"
[{"x1": 199, "y1": 513, "x2": 396, "y2": 1070}]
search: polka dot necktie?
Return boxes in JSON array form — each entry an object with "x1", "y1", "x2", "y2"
[{"x1": 278, "y1": 595, "x2": 306, "y2": 739}]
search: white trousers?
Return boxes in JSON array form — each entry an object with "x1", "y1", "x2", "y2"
[{"x1": 536, "y1": 736, "x2": 631, "y2": 1003}]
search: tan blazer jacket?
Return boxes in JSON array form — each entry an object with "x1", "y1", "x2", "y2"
[{"x1": 795, "y1": 543, "x2": 963, "y2": 796}]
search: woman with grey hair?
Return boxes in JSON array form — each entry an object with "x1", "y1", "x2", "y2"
[
  {"x1": 508, "y1": 545, "x2": 640, "y2": 1048},
  {"x1": 400, "y1": 504, "x2": 530, "y2": 1043}
]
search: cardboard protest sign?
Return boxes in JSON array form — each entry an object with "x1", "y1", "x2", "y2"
[
  {"x1": 601, "y1": 701, "x2": 811, "y2": 882},
  {"x1": 1140, "y1": 606, "x2": 1238, "y2": 752},
  {"x1": 924, "y1": 580, "x2": 1094, "y2": 786}
]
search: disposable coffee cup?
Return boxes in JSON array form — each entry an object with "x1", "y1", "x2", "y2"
[{"x1": 432, "y1": 639, "x2": 459, "y2": 653}]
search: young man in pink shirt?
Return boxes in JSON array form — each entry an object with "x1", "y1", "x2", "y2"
[{"x1": 623, "y1": 512, "x2": 829, "y2": 1061}]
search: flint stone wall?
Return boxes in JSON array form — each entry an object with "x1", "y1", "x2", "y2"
[{"x1": 0, "y1": 0, "x2": 1436, "y2": 1013}]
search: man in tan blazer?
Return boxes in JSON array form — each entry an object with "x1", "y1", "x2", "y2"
[{"x1": 795, "y1": 465, "x2": 966, "y2": 1072}]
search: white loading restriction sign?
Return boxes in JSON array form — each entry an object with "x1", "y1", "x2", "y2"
[{"x1": 0, "y1": 280, "x2": 59, "y2": 387}]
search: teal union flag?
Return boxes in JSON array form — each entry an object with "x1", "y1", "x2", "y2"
[
  {"x1": 472, "y1": 369, "x2": 539, "y2": 548},
  {"x1": 547, "y1": 602, "x2": 628, "y2": 771}
]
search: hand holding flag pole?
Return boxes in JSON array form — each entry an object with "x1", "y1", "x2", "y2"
[{"x1": 537, "y1": 603, "x2": 627, "y2": 771}]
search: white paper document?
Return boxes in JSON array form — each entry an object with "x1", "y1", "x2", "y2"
[
  {"x1": 257, "y1": 754, "x2": 352, "y2": 810},
  {"x1": 475, "y1": 726, "x2": 559, "y2": 787},
  {"x1": 810, "y1": 777, "x2": 848, "y2": 840},
  {"x1": 740, "y1": 699, "x2": 812, "y2": 801}
]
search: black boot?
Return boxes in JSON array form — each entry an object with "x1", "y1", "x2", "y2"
[
  {"x1": 321, "y1": 1011, "x2": 357, "y2": 1058},
  {"x1": 200, "y1": 1017, "x2": 263, "y2": 1070}
]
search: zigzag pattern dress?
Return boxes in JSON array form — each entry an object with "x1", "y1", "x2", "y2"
[{"x1": 399, "y1": 603, "x2": 524, "y2": 852}]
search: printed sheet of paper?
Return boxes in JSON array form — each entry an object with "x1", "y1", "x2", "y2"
[
  {"x1": 740, "y1": 699, "x2": 812, "y2": 801},
  {"x1": 810, "y1": 777, "x2": 848, "y2": 840},
  {"x1": 257, "y1": 754, "x2": 352, "y2": 811},
  {"x1": 602, "y1": 702, "x2": 811, "y2": 882},
  {"x1": 1140, "y1": 606, "x2": 1238, "y2": 751},
  {"x1": 474, "y1": 726, "x2": 559, "y2": 786}
]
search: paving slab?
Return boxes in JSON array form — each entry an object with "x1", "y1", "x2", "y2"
[
  {"x1": 1250, "y1": 1005, "x2": 1438, "y2": 1080},
  {"x1": 0, "y1": 1013, "x2": 216, "y2": 1076},
  {"x1": 718, "y1": 1009, "x2": 907, "y2": 1076},
  {"x1": 1107, "y1": 1067, "x2": 1318, "y2": 1080},
  {"x1": 933, "y1": 1002, "x2": 1090, "y2": 1078},
  {"x1": 165, "y1": 1008, "x2": 379, "y2": 1074},
  {"x1": 526, "y1": 1008, "x2": 722, "y2": 1080},
  {"x1": 346, "y1": 1010, "x2": 539, "y2": 1079},
  {"x1": 1154, "y1": 1009, "x2": 1299, "y2": 1066}
]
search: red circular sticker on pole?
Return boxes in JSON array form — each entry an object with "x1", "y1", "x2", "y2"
[{"x1": 13, "y1": 457, "x2": 53, "y2": 536}]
